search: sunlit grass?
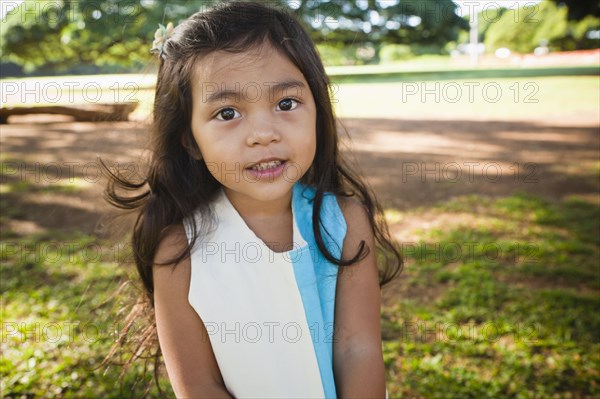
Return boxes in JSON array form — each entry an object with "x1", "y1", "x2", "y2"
[
  {"x1": 382, "y1": 192, "x2": 600, "y2": 398},
  {"x1": 332, "y1": 75, "x2": 600, "y2": 120},
  {"x1": 2, "y1": 68, "x2": 598, "y2": 122},
  {"x1": 384, "y1": 208, "x2": 405, "y2": 224},
  {"x1": 0, "y1": 178, "x2": 91, "y2": 194},
  {"x1": 0, "y1": 159, "x2": 95, "y2": 194}
]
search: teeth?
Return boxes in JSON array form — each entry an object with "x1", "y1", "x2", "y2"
[{"x1": 251, "y1": 160, "x2": 282, "y2": 171}]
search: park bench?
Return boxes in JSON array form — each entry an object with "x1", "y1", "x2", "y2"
[{"x1": 0, "y1": 103, "x2": 138, "y2": 124}]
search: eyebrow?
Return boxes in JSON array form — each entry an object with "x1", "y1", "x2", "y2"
[{"x1": 203, "y1": 79, "x2": 307, "y2": 104}]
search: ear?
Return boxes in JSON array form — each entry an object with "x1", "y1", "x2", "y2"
[{"x1": 181, "y1": 132, "x2": 203, "y2": 160}]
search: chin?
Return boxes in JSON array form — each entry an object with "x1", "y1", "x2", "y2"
[{"x1": 238, "y1": 180, "x2": 296, "y2": 201}]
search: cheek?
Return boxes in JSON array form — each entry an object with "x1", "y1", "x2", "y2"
[
  {"x1": 191, "y1": 128, "x2": 221, "y2": 161},
  {"x1": 300, "y1": 128, "x2": 317, "y2": 165},
  {"x1": 299, "y1": 133, "x2": 317, "y2": 177}
]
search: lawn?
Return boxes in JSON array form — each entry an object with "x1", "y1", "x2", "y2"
[
  {"x1": 1, "y1": 70, "x2": 599, "y2": 397},
  {"x1": 331, "y1": 75, "x2": 599, "y2": 121},
  {"x1": 381, "y1": 193, "x2": 599, "y2": 398},
  {"x1": 2, "y1": 65, "x2": 597, "y2": 121}
]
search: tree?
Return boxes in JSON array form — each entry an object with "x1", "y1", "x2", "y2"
[
  {"x1": 1, "y1": 0, "x2": 224, "y2": 72},
  {"x1": 485, "y1": 1, "x2": 565, "y2": 53},
  {"x1": 297, "y1": 0, "x2": 467, "y2": 47},
  {"x1": 550, "y1": 0, "x2": 600, "y2": 51},
  {"x1": 483, "y1": 0, "x2": 599, "y2": 53},
  {"x1": 1, "y1": 0, "x2": 468, "y2": 73}
]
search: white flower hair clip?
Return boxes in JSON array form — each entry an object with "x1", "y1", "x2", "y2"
[{"x1": 150, "y1": 22, "x2": 174, "y2": 57}]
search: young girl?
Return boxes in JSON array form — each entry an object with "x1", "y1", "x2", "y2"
[{"x1": 105, "y1": 1, "x2": 402, "y2": 397}]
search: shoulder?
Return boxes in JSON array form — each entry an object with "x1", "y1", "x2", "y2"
[
  {"x1": 154, "y1": 224, "x2": 189, "y2": 264},
  {"x1": 152, "y1": 224, "x2": 230, "y2": 395},
  {"x1": 336, "y1": 196, "x2": 370, "y2": 229},
  {"x1": 153, "y1": 224, "x2": 191, "y2": 292},
  {"x1": 335, "y1": 196, "x2": 374, "y2": 262}
]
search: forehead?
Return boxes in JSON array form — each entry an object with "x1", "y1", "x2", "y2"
[{"x1": 191, "y1": 43, "x2": 306, "y2": 88}]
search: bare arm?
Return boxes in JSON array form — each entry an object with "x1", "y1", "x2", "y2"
[
  {"x1": 153, "y1": 225, "x2": 234, "y2": 398},
  {"x1": 333, "y1": 198, "x2": 387, "y2": 398}
]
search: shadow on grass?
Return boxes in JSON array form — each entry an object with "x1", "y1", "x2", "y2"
[{"x1": 337, "y1": 117, "x2": 599, "y2": 210}]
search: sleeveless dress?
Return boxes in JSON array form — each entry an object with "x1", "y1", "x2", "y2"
[{"x1": 183, "y1": 181, "x2": 346, "y2": 398}]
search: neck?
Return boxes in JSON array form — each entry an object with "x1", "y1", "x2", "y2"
[{"x1": 222, "y1": 187, "x2": 292, "y2": 221}]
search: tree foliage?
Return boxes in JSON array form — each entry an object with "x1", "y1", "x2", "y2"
[
  {"x1": 3, "y1": 0, "x2": 595, "y2": 73},
  {"x1": 1, "y1": 0, "x2": 223, "y2": 72},
  {"x1": 297, "y1": 0, "x2": 466, "y2": 46},
  {"x1": 1, "y1": 0, "x2": 466, "y2": 72},
  {"x1": 483, "y1": 1, "x2": 599, "y2": 53}
]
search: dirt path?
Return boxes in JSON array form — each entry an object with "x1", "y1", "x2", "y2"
[
  {"x1": 1, "y1": 113, "x2": 598, "y2": 305},
  {"x1": 340, "y1": 116, "x2": 599, "y2": 205}
]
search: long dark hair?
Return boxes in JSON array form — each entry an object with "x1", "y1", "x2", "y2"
[{"x1": 101, "y1": 1, "x2": 402, "y2": 394}]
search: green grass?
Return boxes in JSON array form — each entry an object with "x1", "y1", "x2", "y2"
[
  {"x1": 331, "y1": 75, "x2": 600, "y2": 120},
  {"x1": 0, "y1": 231, "x2": 173, "y2": 397},
  {"x1": 382, "y1": 192, "x2": 600, "y2": 398},
  {"x1": 2, "y1": 66, "x2": 598, "y2": 122},
  {"x1": 0, "y1": 160, "x2": 173, "y2": 397},
  {"x1": 0, "y1": 178, "x2": 91, "y2": 194},
  {"x1": 8, "y1": 75, "x2": 597, "y2": 122},
  {"x1": 1, "y1": 69, "x2": 599, "y2": 396},
  {"x1": 2, "y1": 173, "x2": 598, "y2": 397}
]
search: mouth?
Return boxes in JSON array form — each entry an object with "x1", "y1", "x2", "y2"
[
  {"x1": 246, "y1": 159, "x2": 287, "y2": 171},
  {"x1": 244, "y1": 159, "x2": 287, "y2": 180}
]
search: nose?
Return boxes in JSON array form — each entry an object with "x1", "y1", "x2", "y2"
[{"x1": 245, "y1": 112, "x2": 281, "y2": 146}]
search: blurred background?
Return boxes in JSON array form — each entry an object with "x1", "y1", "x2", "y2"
[{"x1": 1, "y1": 0, "x2": 599, "y2": 397}]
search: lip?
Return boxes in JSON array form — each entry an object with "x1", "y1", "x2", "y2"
[
  {"x1": 244, "y1": 160, "x2": 287, "y2": 181},
  {"x1": 245, "y1": 157, "x2": 286, "y2": 169}
]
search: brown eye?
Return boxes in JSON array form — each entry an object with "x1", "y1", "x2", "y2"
[
  {"x1": 216, "y1": 108, "x2": 240, "y2": 121},
  {"x1": 277, "y1": 98, "x2": 298, "y2": 112}
]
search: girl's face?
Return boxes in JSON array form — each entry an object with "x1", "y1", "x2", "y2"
[{"x1": 189, "y1": 43, "x2": 317, "y2": 206}]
